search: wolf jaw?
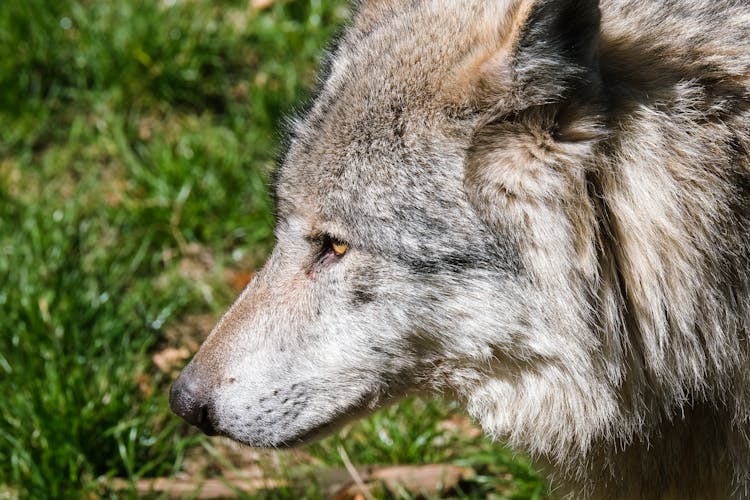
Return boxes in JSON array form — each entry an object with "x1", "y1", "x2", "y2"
[{"x1": 172, "y1": 0, "x2": 750, "y2": 497}]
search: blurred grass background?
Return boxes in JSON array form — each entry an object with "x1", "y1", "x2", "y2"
[{"x1": 0, "y1": 0, "x2": 547, "y2": 498}]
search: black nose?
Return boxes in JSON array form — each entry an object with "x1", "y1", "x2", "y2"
[{"x1": 170, "y1": 372, "x2": 218, "y2": 436}]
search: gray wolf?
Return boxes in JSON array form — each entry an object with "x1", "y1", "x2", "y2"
[{"x1": 170, "y1": 0, "x2": 750, "y2": 497}]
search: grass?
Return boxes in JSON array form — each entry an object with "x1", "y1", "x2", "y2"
[{"x1": 0, "y1": 1, "x2": 547, "y2": 498}]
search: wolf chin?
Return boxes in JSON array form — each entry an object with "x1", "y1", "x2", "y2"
[{"x1": 170, "y1": 0, "x2": 750, "y2": 497}]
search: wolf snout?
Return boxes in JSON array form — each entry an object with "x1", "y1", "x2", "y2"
[{"x1": 170, "y1": 371, "x2": 219, "y2": 436}]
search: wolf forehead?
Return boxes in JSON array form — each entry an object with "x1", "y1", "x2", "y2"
[{"x1": 273, "y1": 1, "x2": 500, "y2": 240}]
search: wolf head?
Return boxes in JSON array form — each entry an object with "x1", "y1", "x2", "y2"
[{"x1": 171, "y1": 0, "x2": 611, "y2": 453}]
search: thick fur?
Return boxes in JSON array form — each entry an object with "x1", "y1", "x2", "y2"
[{"x1": 172, "y1": 1, "x2": 750, "y2": 498}]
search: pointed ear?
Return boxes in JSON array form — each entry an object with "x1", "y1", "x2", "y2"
[
  {"x1": 461, "y1": 1, "x2": 605, "y2": 236},
  {"x1": 453, "y1": 0, "x2": 601, "y2": 111},
  {"x1": 515, "y1": 0, "x2": 601, "y2": 99}
]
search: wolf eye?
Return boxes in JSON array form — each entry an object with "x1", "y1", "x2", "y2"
[
  {"x1": 330, "y1": 238, "x2": 349, "y2": 257},
  {"x1": 311, "y1": 233, "x2": 350, "y2": 263}
]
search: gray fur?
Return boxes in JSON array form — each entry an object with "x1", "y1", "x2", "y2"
[{"x1": 172, "y1": 0, "x2": 750, "y2": 497}]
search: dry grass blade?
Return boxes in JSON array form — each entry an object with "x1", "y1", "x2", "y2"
[
  {"x1": 106, "y1": 477, "x2": 288, "y2": 499},
  {"x1": 337, "y1": 445, "x2": 376, "y2": 500}
]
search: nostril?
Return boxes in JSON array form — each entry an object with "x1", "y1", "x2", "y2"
[
  {"x1": 170, "y1": 373, "x2": 218, "y2": 436},
  {"x1": 198, "y1": 406, "x2": 217, "y2": 436}
]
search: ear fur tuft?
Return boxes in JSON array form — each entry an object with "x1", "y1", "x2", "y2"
[
  {"x1": 454, "y1": 0, "x2": 602, "y2": 112},
  {"x1": 514, "y1": 0, "x2": 601, "y2": 103},
  {"x1": 462, "y1": 0, "x2": 606, "y2": 241}
]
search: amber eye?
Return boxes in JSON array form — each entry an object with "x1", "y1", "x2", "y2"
[{"x1": 331, "y1": 239, "x2": 349, "y2": 257}]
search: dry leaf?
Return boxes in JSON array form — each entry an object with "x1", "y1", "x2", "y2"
[
  {"x1": 224, "y1": 268, "x2": 255, "y2": 292},
  {"x1": 437, "y1": 414, "x2": 483, "y2": 439},
  {"x1": 163, "y1": 313, "x2": 216, "y2": 352},
  {"x1": 152, "y1": 346, "x2": 191, "y2": 373},
  {"x1": 250, "y1": 0, "x2": 275, "y2": 11},
  {"x1": 135, "y1": 372, "x2": 154, "y2": 397}
]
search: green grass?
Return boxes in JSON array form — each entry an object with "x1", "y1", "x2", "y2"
[{"x1": 0, "y1": 1, "x2": 547, "y2": 498}]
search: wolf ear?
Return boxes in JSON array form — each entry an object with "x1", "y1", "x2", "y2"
[
  {"x1": 461, "y1": 0, "x2": 606, "y2": 236},
  {"x1": 458, "y1": 0, "x2": 601, "y2": 110}
]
